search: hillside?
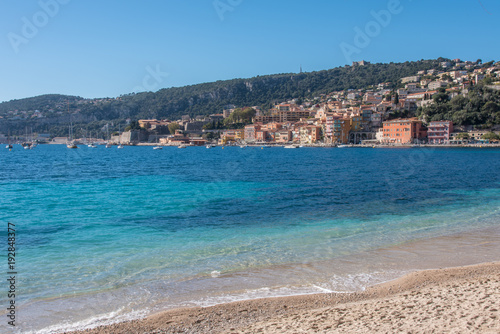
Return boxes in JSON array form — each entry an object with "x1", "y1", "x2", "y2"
[{"x1": 0, "y1": 59, "x2": 444, "y2": 136}]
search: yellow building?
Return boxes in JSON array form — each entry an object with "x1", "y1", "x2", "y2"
[
  {"x1": 350, "y1": 115, "x2": 362, "y2": 132},
  {"x1": 219, "y1": 129, "x2": 244, "y2": 145}
]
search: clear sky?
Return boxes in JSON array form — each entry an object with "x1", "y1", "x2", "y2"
[{"x1": 0, "y1": 0, "x2": 498, "y2": 102}]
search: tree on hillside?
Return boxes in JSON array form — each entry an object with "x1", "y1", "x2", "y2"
[
  {"x1": 168, "y1": 122, "x2": 180, "y2": 134},
  {"x1": 482, "y1": 132, "x2": 500, "y2": 141},
  {"x1": 124, "y1": 120, "x2": 141, "y2": 131},
  {"x1": 433, "y1": 92, "x2": 450, "y2": 104},
  {"x1": 441, "y1": 74, "x2": 453, "y2": 82},
  {"x1": 223, "y1": 107, "x2": 256, "y2": 126}
]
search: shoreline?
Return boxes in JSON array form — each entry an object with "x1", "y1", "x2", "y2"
[
  {"x1": 64, "y1": 224, "x2": 500, "y2": 334},
  {"x1": 35, "y1": 142, "x2": 500, "y2": 148},
  {"x1": 68, "y1": 261, "x2": 500, "y2": 333}
]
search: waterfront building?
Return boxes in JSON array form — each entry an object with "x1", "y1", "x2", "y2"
[
  {"x1": 428, "y1": 121, "x2": 453, "y2": 144},
  {"x1": 190, "y1": 138, "x2": 207, "y2": 146},
  {"x1": 299, "y1": 126, "x2": 322, "y2": 144},
  {"x1": 161, "y1": 134, "x2": 190, "y2": 145},
  {"x1": 325, "y1": 114, "x2": 350, "y2": 144},
  {"x1": 275, "y1": 130, "x2": 292, "y2": 143},
  {"x1": 220, "y1": 129, "x2": 244, "y2": 144},
  {"x1": 382, "y1": 118, "x2": 427, "y2": 144},
  {"x1": 350, "y1": 115, "x2": 362, "y2": 131},
  {"x1": 244, "y1": 124, "x2": 261, "y2": 142}
]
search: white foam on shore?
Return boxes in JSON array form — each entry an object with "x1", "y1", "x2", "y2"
[
  {"x1": 180, "y1": 270, "x2": 404, "y2": 309},
  {"x1": 28, "y1": 308, "x2": 149, "y2": 334}
]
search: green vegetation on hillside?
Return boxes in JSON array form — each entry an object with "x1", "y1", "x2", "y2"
[
  {"x1": 1, "y1": 58, "x2": 498, "y2": 136},
  {"x1": 417, "y1": 84, "x2": 500, "y2": 127}
]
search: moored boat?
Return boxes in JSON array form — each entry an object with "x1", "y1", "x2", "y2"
[{"x1": 66, "y1": 141, "x2": 78, "y2": 149}]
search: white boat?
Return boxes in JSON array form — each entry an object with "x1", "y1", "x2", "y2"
[
  {"x1": 67, "y1": 141, "x2": 78, "y2": 149},
  {"x1": 284, "y1": 144, "x2": 298, "y2": 149},
  {"x1": 117, "y1": 144, "x2": 124, "y2": 149},
  {"x1": 153, "y1": 146, "x2": 163, "y2": 150},
  {"x1": 105, "y1": 143, "x2": 112, "y2": 148},
  {"x1": 88, "y1": 143, "x2": 97, "y2": 148},
  {"x1": 240, "y1": 145, "x2": 247, "y2": 148},
  {"x1": 178, "y1": 144, "x2": 187, "y2": 149},
  {"x1": 6, "y1": 144, "x2": 12, "y2": 149},
  {"x1": 337, "y1": 144, "x2": 351, "y2": 148},
  {"x1": 22, "y1": 141, "x2": 35, "y2": 149}
]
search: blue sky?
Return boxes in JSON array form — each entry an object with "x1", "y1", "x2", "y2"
[{"x1": 0, "y1": 0, "x2": 498, "y2": 102}]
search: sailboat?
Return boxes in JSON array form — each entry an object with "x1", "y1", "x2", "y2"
[
  {"x1": 116, "y1": 125, "x2": 124, "y2": 148},
  {"x1": 87, "y1": 130, "x2": 97, "y2": 148},
  {"x1": 5, "y1": 130, "x2": 12, "y2": 149},
  {"x1": 67, "y1": 122, "x2": 77, "y2": 149},
  {"x1": 22, "y1": 127, "x2": 33, "y2": 149},
  {"x1": 30, "y1": 128, "x2": 37, "y2": 149},
  {"x1": 105, "y1": 124, "x2": 112, "y2": 148}
]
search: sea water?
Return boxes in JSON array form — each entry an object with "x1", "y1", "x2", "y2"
[{"x1": 0, "y1": 145, "x2": 499, "y2": 333}]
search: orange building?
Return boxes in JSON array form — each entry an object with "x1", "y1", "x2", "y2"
[
  {"x1": 325, "y1": 114, "x2": 351, "y2": 144},
  {"x1": 382, "y1": 118, "x2": 427, "y2": 144}
]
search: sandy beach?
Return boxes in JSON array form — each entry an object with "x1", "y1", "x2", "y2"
[{"x1": 68, "y1": 261, "x2": 500, "y2": 334}]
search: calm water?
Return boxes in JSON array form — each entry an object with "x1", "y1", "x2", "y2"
[{"x1": 0, "y1": 145, "x2": 499, "y2": 333}]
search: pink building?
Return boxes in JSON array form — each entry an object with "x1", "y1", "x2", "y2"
[
  {"x1": 244, "y1": 124, "x2": 261, "y2": 142},
  {"x1": 428, "y1": 121, "x2": 453, "y2": 144}
]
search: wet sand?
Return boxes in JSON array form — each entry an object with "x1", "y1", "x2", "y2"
[{"x1": 69, "y1": 261, "x2": 500, "y2": 333}]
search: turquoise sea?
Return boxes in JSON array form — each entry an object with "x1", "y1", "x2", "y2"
[{"x1": 1, "y1": 145, "x2": 500, "y2": 333}]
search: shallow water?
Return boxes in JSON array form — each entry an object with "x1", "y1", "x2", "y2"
[{"x1": 0, "y1": 145, "x2": 499, "y2": 333}]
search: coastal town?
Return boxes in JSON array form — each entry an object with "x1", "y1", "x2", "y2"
[
  {"x1": 127, "y1": 60, "x2": 500, "y2": 147},
  {"x1": 2, "y1": 59, "x2": 500, "y2": 148}
]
